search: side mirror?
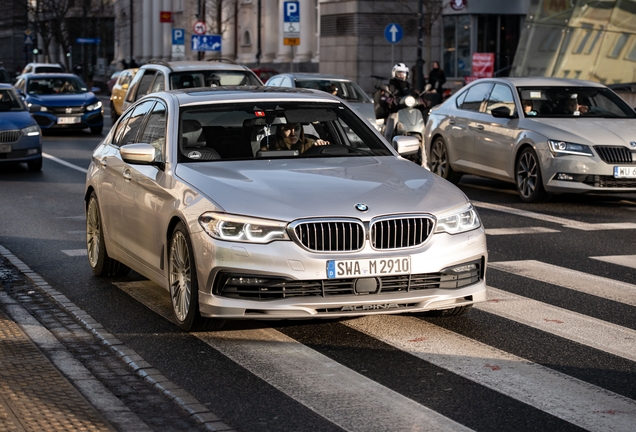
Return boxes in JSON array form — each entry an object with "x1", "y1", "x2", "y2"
[
  {"x1": 120, "y1": 143, "x2": 157, "y2": 165},
  {"x1": 91, "y1": 86, "x2": 101, "y2": 93},
  {"x1": 491, "y1": 106, "x2": 516, "y2": 119},
  {"x1": 392, "y1": 135, "x2": 420, "y2": 157}
]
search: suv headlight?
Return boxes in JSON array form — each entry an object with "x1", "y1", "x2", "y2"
[
  {"x1": 435, "y1": 205, "x2": 481, "y2": 234},
  {"x1": 548, "y1": 140, "x2": 593, "y2": 157},
  {"x1": 86, "y1": 101, "x2": 102, "y2": 112},
  {"x1": 199, "y1": 212, "x2": 290, "y2": 243},
  {"x1": 21, "y1": 125, "x2": 40, "y2": 136}
]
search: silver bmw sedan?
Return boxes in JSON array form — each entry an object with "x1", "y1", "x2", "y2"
[
  {"x1": 424, "y1": 77, "x2": 636, "y2": 202},
  {"x1": 85, "y1": 86, "x2": 487, "y2": 331}
]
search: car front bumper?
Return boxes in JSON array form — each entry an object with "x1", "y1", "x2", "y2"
[
  {"x1": 193, "y1": 226, "x2": 488, "y2": 319},
  {"x1": 0, "y1": 135, "x2": 41, "y2": 164},
  {"x1": 32, "y1": 110, "x2": 103, "y2": 130}
]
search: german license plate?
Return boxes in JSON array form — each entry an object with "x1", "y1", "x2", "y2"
[
  {"x1": 57, "y1": 116, "x2": 81, "y2": 124},
  {"x1": 327, "y1": 257, "x2": 411, "y2": 279},
  {"x1": 614, "y1": 166, "x2": 636, "y2": 178},
  {"x1": 0, "y1": 144, "x2": 10, "y2": 153}
]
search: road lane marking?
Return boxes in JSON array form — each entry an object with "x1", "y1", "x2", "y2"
[
  {"x1": 344, "y1": 315, "x2": 636, "y2": 432},
  {"x1": 42, "y1": 153, "x2": 88, "y2": 174},
  {"x1": 489, "y1": 260, "x2": 636, "y2": 306},
  {"x1": 61, "y1": 249, "x2": 87, "y2": 257},
  {"x1": 591, "y1": 255, "x2": 636, "y2": 270},
  {"x1": 485, "y1": 227, "x2": 560, "y2": 235},
  {"x1": 113, "y1": 281, "x2": 471, "y2": 432},
  {"x1": 478, "y1": 287, "x2": 636, "y2": 362},
  {"x1": 473, "y1": 201, "x2": 636, "y2": 230}
]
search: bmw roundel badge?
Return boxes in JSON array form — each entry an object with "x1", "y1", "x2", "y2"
[
  {"x1": 355, "y1": 203, "x2": 368, "y2": 212},
  {"x1": 631, "y1": 142, "x2": 636, "y2": 148}
]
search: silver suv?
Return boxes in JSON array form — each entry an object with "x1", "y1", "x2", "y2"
[{"x1": 122, "y1": 59, "x2": 262, "y2": 112}]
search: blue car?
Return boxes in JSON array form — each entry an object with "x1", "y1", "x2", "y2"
[
  {"x1": 14, "y1": 73, "x2": 104, "y2": 134},
  {"x1": 0, "y1": 84, "x2": 42, "y2": 171}
]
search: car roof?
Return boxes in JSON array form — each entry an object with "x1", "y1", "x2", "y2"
[
  {"x1": 274, "y1": 72, "x2": 355, "y2": 82},
  {"x1": 148, "y1": 86, "x2": 341, "y2": 105},
  {"x1": 478, "y1": 77, "x2": 607, "y2": 88},
  {"x1": 0, "y1": 83, "x2": 14, "y2": 89},
  {"x1": 141, "y1": 60, "x2": 252, "y2": 73},
  {"x1": 22, "y1": 73, "x2": 81, "y2": 79},
  {"x1": 26, "y1": 62, "x2": 64, "y2": 68}
]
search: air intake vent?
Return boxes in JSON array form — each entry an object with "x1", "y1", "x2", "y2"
[
  {"x1": 292, "y1": 220, "x2": 365, "y2": 252},
  {"x1": 594, "y1": 146, "x2": 633, "y2": 164},
  {"x1": 370, "y1": 216, "x2": 434, "y2": 250}
]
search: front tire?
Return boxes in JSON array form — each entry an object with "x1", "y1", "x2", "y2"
[
  {"x1": 169, "y1": 222, "x2": 225, "y2": 332},
  {"x1": 429, "y1": 137, "x2": 462, "y2": 184},
  {"x1": 27, "y1": 157, "x2": 42, "y2": 172},
  {"x1": 515, "y1": 147, "x2": 549, "y2": 203},
  {"x1": 86, "y1": 192, "x2": 130, "y2": 277}
]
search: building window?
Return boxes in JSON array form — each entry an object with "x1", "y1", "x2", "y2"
[
  {"x1": 573, "y1": 27, "x2": 592, "y2": 54},
  {"x1": 242, "y1": 30, "x2": 252, "y2": 47},
  {"x1": 609, "y1": 33, "x2": 629, "y2": 58}
]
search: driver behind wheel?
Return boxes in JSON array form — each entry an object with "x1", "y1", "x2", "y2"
[{"x1": 260, "y1": 122, "x2": 329, "y2": 154}]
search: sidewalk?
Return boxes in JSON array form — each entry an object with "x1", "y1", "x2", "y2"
[
  {"x1": 0, "y1": 305, "x2": 115, "y2": 431},
  {"x1": 0, "y1": 245, "x2": 233, "y2": 432}
]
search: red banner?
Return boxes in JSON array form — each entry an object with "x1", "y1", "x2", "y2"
[
  {"x1": 471, "y1": 53, "x2": 495, "y2": 78},
  {"x1": 160, "y1": 11, "x2": 172, "y2": 23}
]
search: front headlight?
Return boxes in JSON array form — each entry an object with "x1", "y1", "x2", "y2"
[
  {"x1": 86, "y1": 101, "x2": 103, "y2": 112},
  {"x1": 199, "y1": 212, "x2": 290, "y2": 243},
  {"x1": 548, "y1": 140, "x2": 593, "y2": 157},
  {"x1": 21, "y1": 125, "x2": 40, "y2": 136},
  {"x1": 404, "y1": 95, "x2": 416, "y2": 107},
  {"x1": 435, "y1": 205, "x2": 481, "y2": 235}
]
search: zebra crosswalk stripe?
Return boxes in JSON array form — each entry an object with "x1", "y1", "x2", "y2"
[
  {"x1": 478, "y1": 287, "x2": 636, "y2": 362},
  {"x1": 489, "y1": 260, "x2": 636, "y2": 306},
  {"x1": 344, "y1": 315, "x2": 636, "y2": 432}
]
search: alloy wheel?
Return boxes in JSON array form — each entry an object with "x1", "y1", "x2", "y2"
[
  {"x1": 86, "y1": 198, "x2": 101, "y2": 269},
  {"x1": 516, "y1": 151, "x2": 539, "y2": 199},
  {"x1": 169, "y1": 231, "x2": 191, "y2": 323}
]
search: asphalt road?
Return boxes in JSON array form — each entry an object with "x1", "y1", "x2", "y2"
[{"x1": 0, "y1": 116, "x2": 635, "y2": 431}]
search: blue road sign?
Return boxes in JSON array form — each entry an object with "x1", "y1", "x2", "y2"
[
  {"x1": 191, "y1": 35, "x2": 221, "y2": 52},
  {"x1": 76, "y1": 37, "x2": 101, "y2": 44},
  {"x1": 384, "y1": 23, "x2": 403, "y2": 44},
  {"x1": 172, "y1": 28, "x2": 185, "y2": 45},
  {"x1": 284, "y1": 1, "x2": 300, "y2": 22}
]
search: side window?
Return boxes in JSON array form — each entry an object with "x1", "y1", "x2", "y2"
[
  {"x1": 125, "y1": 70, "x2": 145, "y2": 103},
  {"x1": 139, "y1": 101, "x2": 167, "y2": 161},
  {"x1": 134, "y1": 71, "x2": 157, "y2": 102},
  {"x1": 460, "y1": 83, "x2": 493, "y2": 112},
  {"x1": 485, "y1": 84, "x2": 516, "y2": 116},
  {"x1": 281, "y1": 77, "x2": 292, "y2": 87},
  {"x1": 14, "y1": 79, "x2": 25, "y2": 91},
  {"x1": 113, "y1": 100, "x2": 155, "y2": 147},
  {"x1": 150, "y1": 73, "x2": 165, "y2": 93},
  {"x1": 455, "y1": 90, "x2": 467, "y2": 108},
  {"x1": 267, "y1": 76, "x2": 281, "y2": 86}
]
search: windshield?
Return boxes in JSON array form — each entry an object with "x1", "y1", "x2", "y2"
[
  {"x1": 27, "y1": 76, "x2": 88, "y2": 95},
  {"x1": 0, "y1": 89, "x2": 26, "y2": 111},
  {"x1": 518, "y1": 86, "x2": 636, "y2": 118},
  {"x1": 178, "y1": 101, "x2": 391, "y2": 162},
  {"x1": 170, "y1": 70, "x2": 262, "y2": 89},
  {"x1": 295, "y1": 79, "x2": 371, "y2": 103}
]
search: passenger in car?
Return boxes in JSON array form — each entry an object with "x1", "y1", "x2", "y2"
[{"x1": 260, "y1": 123, "x2": 329, "y2": 154}]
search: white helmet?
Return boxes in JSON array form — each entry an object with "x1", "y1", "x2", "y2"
[{"x1": 392, "y1": 63, "x2": 409, "y2": 81}]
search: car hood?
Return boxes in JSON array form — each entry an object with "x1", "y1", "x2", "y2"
[
  {"x1": 525, "y1": 118, "x2": 636, "y2": 146},
  {"x1": 27, "y1": 92, "x2": 98, "y2": 107},
  {"x1": 0, "y1": 111, "x2": 37, "y2": 129},
  {"x1": 176, "y1": 157, "x2": 468, "y2": 220}
]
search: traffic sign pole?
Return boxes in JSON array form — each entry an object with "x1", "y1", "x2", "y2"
[{"x1": 283, "y1": 1, "x2": 300, "y2": 73}]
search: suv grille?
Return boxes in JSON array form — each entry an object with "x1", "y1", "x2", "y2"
[
  {"x1": 293, "y1": 220, "x2": 365, "y2": 252},
  {"x1": 0, "y1": 130, "x2": 21, "y2": 143},
  {"x1": 594, "y1": 146, "x2": 633, "y2": 164},
  {"x1": 370, "y1": 216, "x2": 434, "y2": 249}
]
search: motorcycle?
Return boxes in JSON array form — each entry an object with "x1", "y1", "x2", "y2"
[{"x1": 372, "y1": 76, "x2": 429, "y2": 165}]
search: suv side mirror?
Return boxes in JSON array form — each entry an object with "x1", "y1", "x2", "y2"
[{"x1": 491, "y1": 106, "x2": 516, "y2": 119}]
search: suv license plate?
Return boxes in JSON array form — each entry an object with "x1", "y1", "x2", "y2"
[
  {"x1": 327, "y1": 257, "x2": 411, "y2": 279},
  {"x1": 614, "y1": 166, "x2": 636, "y2": 178}
]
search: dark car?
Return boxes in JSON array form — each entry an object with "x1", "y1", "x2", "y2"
[
  {"x1": 13, "y1": 73, "x2": 104, "y2": 134},
  {"x1": 0, "y1": 84, "x2": 42, "y2": 171}
]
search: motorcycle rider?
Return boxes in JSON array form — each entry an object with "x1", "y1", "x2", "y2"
[{"x1": 379, "y1": 63, "x2": 413, "y2": 140}]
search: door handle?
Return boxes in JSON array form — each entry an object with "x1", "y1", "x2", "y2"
[
  {"x1": 123, "y1": 169, "x2": 132, "y2": 181},
  {"x1": 97, "y1": 158, "x2": 107, "y2": 167},
  {"x1": 470, "y1": 124, "x2": 485, "y2": 131}
]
